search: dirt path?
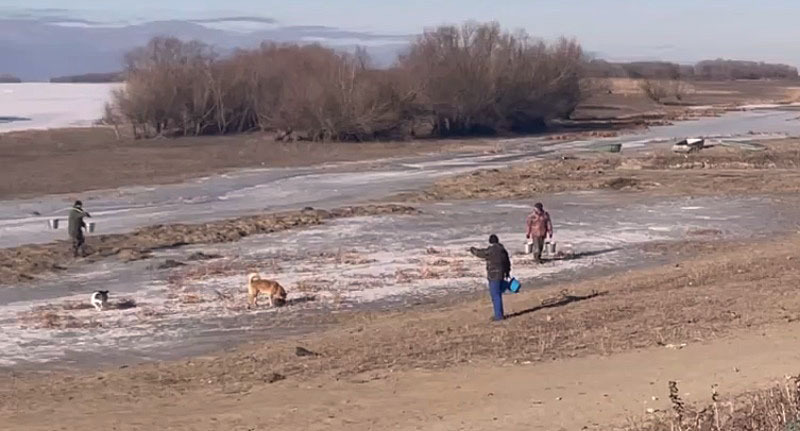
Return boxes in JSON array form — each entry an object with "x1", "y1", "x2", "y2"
[{"x1": 5, "y1": 322, "x2": 800, "y2": 431}]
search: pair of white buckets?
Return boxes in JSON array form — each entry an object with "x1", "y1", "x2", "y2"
[
  {"x1": 48, "y1": 219, "x2": 95, "y2": 233},
  {"x1": 524, "y1": 240, "x2": 556, "y2": 255}
]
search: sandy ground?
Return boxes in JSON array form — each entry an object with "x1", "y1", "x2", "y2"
[
  {"x1": 5, "y1": 324, "x2": 799, "y2": 431},
  {"x1": 3, "y1": 233, "x2": 800, "y2": 430}
]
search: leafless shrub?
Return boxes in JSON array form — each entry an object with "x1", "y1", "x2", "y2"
[
  {"x1": 112, "y1": 37, "x2": 217, "y2": 138},
  {"x1": 672, "y1": 80, "x2": 693, "y2": 102},
  {"x1": 640, "y1": 79, "x2": 692, "y2": 104},
  {"x1": 111, "y1": 38, "x2": 419, "y2": 141},
  {"x1": 639, "y1": 79, "x2": 671, "y2": 103}
]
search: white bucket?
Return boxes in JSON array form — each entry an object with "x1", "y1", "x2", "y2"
[
  {"x1": 545, "y1": 241, "x2": 557, "y2": 254},
  {"x1": 48, "y1": 219, "x2": 60, "y2": 229},
  {"x1": 88, "y1": 222, "x2": 96, "y2": 233},
  {"x1": 524, "y1": 242, "x2": 534, "y2": 254}
]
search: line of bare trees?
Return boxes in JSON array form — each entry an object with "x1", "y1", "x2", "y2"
[
  {"x1": 586, "y1": 59, "x2": 799, "y2": 81},
  {"x1": 106, "y1": 22, "x2": 587, "y2": 141}
]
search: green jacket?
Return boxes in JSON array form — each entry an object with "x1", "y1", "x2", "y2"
[{"x1": 68, "y1": 207, "x2": 89, "y2": 238}]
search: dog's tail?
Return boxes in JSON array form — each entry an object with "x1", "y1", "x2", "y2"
[{"x1": 247, "y1": 273, "x2": 261, "y2": 284}]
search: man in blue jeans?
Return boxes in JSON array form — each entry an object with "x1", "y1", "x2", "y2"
[{"x1": 470, "y1": 234, "x2": 512, "y2": 322}]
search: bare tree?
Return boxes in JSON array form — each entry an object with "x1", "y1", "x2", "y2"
[
  {"x1": 670, "y1": 79, "x2": 693, "y2": 102},
  {"x1": 401, "y1": 23, "x2": 584, "y2": 135},
  {"x1": 640, "y1": 78, "x2": 692, "y2": 104},
  {"x1": 639, "y1": 79, "x2": 670, "y2": 104},
  {"x1": 101, "y1": 102, "x2": 123, "y2": 140}
]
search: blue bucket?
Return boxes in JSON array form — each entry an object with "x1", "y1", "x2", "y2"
[{"x1": 505, "y1": 278, "x2": 521, "y2": 294}]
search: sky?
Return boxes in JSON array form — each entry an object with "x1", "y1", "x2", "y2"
[{"x1": 2, "y1": 0, "x2": 800, "y2": 64}]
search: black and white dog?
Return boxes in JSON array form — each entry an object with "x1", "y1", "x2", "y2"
[{"x1": 90, "y1": 290, "x2": 109, "y2": 311}]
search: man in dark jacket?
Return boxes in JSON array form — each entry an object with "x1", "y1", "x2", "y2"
[
  {"x1": 470, "y1": 234, "x2": 512, "y2": 321},
  {"x1": 68, "y1": 200, "x2": 91, "y2": 257}
]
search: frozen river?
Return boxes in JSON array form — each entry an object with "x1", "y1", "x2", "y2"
[
  {"x1": 3, "y1": 105, "x2": 800, "y2": 369},
  {"x1": 0, "y1": 83, "x2": 120, "y2": 133},
  {"x1": 3, "y1": 193, "x2": 799, "y2": 369},
  {"x1": 3, "y1": 108, "x2": 800, "y2": 249}
]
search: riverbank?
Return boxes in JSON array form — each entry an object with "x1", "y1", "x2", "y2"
[
  {"x1": 4, "y1": 84, "x2": 800, "y2": 430},
  {"x1": 3, "y1": 232, "x2": 800, "y2": 430},
  {"x1": 0, "y1": 127, "x2": 500, "y2": 200}
]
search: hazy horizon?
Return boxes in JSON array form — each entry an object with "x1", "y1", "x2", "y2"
[
  {"x1": 3, "y1": 1, "x2": 800, "y2": 80},
  {"x1": 5, "y1": 0, "x2": 800, "y2": 65}
]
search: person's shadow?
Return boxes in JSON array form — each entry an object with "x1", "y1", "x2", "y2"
[
  {"x1": 544, "y1": 247, "x2": 622, "y2": 262},
  {"x1": 506, "y1": 289, "x2": 607, "y2": 319}
]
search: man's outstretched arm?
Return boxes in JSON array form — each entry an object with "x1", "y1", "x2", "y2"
[{"x1": 470, "y1": 246, "x2": 489, "y2": 260}]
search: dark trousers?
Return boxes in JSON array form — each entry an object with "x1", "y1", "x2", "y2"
[
  {"x1": 71, "y1": 232, "x2": 85, "y2": 257},
  {"x1": 532, "y1": 236, "x2": 545, "y2": 262},
  {"x1": 488, "y1": 280, "x2": 504, "y2": 321}
]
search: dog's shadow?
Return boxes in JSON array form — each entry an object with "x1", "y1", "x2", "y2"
[
  {"x1": 506, "y1": 290, "x2": 607, "y2": 319},
  {"x1": 283, "y1": 295, "x2": 317, "y2": 307},
  {"x1": 59, "y1": 298, "x2": 138, "y2": 311},
  {"x1": 113, "y1": 299, "x2": 138, "y2": 310}
]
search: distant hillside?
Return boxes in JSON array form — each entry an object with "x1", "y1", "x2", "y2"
[
  {"x1": 50, "y1": 72, "x2": 125, "y2": 83},
  {"x1": 0, "y1": 74, "x2": 22, "y2": 83},
  {"x1": 0, "y1": 18, "x2": 409, "y2": 81}
]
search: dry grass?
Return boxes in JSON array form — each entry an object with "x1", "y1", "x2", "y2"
[
  {"x1": 398, "y1": 140, "x2": 800, "y2": 202},
  {"x1": 294, "y1": 279, "x2": 333, "y2": 294},
  {"x1": 18, "y1": 311, "x2": 103, "y2": 330},
  {"x1": 166, "y1": 259, "x2": 255, "y2": 286},
  {"x1": 631, "y1": 378, "x2": 800, "y2": 431},
  {"x1": 17, "y1": 298, "x2": 138, "y2": 329},
  {"x1": 602, "y1": 78, "x2": 797, "y2": 103}
]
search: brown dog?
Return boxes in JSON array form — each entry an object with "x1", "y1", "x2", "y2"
[{"x1": 247, "y1": 273, "x2": 287, "y2": 308}]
